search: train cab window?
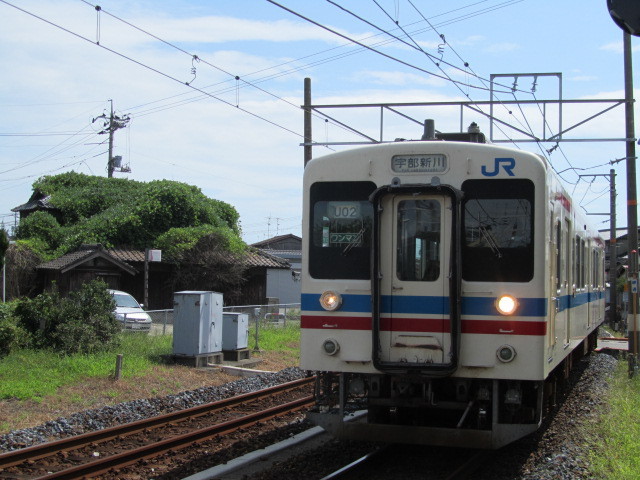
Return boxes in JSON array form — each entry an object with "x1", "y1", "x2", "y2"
[
  {"x1": 396, "y1": 199, "x2": 441, "y2": 281},
  {"x1": 462, "y1": 179, "x2": 534, "y2": 282},
  {"x1": 309, "y1": 181, "x2": 376, "y2": 279}
]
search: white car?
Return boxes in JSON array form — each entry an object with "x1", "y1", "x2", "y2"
[{"x1": 109, "y1": 289, "x2": 152, "y2": 332}]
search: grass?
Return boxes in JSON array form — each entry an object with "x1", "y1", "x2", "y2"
[
  {"x1": 0, "y1": 325, "x2": 300, "y2": 434},
  {"x1": 0, "y1": 333, "x2": 173, "y2": 401},
  {"x1": 251, "y1": 321, "x2": 300, "y2": 351},
  {"x1": 250, "y1": 320, "x2": 301, "y2": 366},
  {"x1": 588, "y1": 359, "x2": 640, "y2": 479},
  {"x1": 0, "y1": 323, "x2": 301, "y2": 403}
]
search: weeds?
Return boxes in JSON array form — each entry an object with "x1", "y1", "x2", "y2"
[
  {"x1": 588, "y1": 360, "x2": 640, "y2": 479},
  {"x1": 251, "y1": 321, "x2": 300, "y2": 354},
  {"x1": 0, "y1": 323, "x2": 299, "y2": 402},
  {"x1": 0, "y1": 333, "x2": 173, "y2": 400}
]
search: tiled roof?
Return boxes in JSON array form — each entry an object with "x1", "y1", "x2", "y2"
[
  {"x1": 261, "y1": 249, "x2": 301, "y2": 258},
  {"x1": 108, "y1": 249, "x2": 146, "y2": 263},
  {"x1": 251, "y1": 233, "x2": 301, "y2": 248},
  {"x1": 243, "y1": 248, "x2": 290, "y2": 268},
  {"x1": 38, "y1": 244, "x2": 137, "y2": 275},
  {"x1": 38, "y1": 244, "x2": 290, "y2": 273},
  {"x1": 11, "y1": 193, "x2": 56, "y2": 213}
]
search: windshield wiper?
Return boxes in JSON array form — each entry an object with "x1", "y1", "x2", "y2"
[
  {"x1": 479, "y1": 225, "x2": 502, "y2": 258},
  {"x1": 342, "y1": 227, "x2": 365, "y2": 256}
]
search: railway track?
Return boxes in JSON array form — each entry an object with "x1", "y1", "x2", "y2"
[
  {"x1": 319, "y1": 444, "x2": 489, "y2": 480},
  {"x1": 0, "y1": 376, "x2": 315, "y2": 479}
]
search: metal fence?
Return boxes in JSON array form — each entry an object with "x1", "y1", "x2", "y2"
[{"x1": 145, "y1": 303, "x2": 301, "y2": 336}]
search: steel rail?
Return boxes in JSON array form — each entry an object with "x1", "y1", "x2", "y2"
[
  {"x1": 36, "y1": 395, "x2": 314, "y2": 480},
  {"x1": 320, "y1": 446, "x2": 388, "y2": 480},
  {"x1": 0, "y1": 376, "x2": 314, "y2": 469}
]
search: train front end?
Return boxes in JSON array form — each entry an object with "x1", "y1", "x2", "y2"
[{"x1": 300, "y1": 138, "x2": 600, "y2": 449}]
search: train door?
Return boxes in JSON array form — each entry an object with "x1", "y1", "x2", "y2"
[{"x1": 371, "y1": 186, "x2": 460, "y2": 375}]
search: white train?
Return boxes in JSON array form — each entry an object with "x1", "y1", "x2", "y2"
[{"x1": 300, "y1": 124, "x2": 605, "y2": 449}]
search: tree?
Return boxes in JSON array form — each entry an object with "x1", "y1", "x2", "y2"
[
  {"x1": 169, "y1": 232, "x2": 248, "y2": 303},
  {"x1": 17, "y1": 172, "x2": 243, "y2": 256},
  {"x1": 4, "y1": 242, "x2": 43, "y2": 299},
  {"x1": 0, "y1": 228, "x2": 8, "y2": 269},
  {"x1": 15, "y1": 211, "x2": 62, "y2": 251},
  {"x1": 12, "y1": 173, "x2": 251, "y2": 304}
]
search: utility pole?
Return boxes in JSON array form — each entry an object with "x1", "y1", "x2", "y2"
[
  {"x1": 610, "y1": 169, "x2": 618, "y2": 325},
  {"x1": 303, "y1": 77, "x2": 312, "y2": 167},
  {"x1": 93, "y1": 100, "x2": 130, "y2": 178},
  {"x1": 623, "y1": 33, "x2": 639, "y2": 369},
  {"x1": 107, "y1": 100, "x2": 115, "y2": 178}
]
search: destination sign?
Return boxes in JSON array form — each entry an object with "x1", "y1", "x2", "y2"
[{"x1": 391, "y1": 154, "x2": 447, "y2": 173}]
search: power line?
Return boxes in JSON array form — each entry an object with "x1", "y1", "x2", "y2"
[
  {"x1": 0, "y1": 0, "x2": 305, "y2": 141},
  {"x1": 122, "y1": 1, "x2": 516, "y2": 118},
  {"x1": 0, "y1": 132, "x2": 94, "y2": 137}
]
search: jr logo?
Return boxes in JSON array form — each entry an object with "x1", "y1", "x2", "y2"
[{"x1": 481, "y1": 157, "x2": 516, "y2": 177}]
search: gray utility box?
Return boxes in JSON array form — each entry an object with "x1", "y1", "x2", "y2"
[
  {"x1": 222, "y1": 312, "x2": 249, "y2": 350},
  {"x1": 173, "y1": 291, "x2": 223, "y2": 356}
]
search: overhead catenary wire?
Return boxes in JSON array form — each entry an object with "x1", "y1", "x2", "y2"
[
  {"x1": 322, "y1": 0, "x2": 531, "y2": 149},
  {"x1": 399, "y1": 0, "x2": 548, "y2": 153},
  {"x1": 324, "y1": 0, "x2": 617, "y2": 215},
  {"x1": 0, "y1": 0, "x2": 621, "y2": 224},
  {"x1": 269, "y1": 0, "x2": 522, "y2": 95},
  {"x1": 381, "y1": 0, "x2": 600, "y2": 184}
]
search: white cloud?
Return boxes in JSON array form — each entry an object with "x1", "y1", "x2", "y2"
[
  {"x1": 483, "y1": 42, "x2": 520, "y2": 54},
  {"x1": 569, "y1": 75, "x2": 598, "y2": 83},
  {"x1": 354, "y1": 70, "x2": 447, "y2": 87},
  {"x1": 600, "y1": 41, "x2": 640, "y2": 53}
]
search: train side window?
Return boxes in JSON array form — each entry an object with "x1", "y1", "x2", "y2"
[
  {"x1": 575, "y1": 236, "x2": 582, "y2": 290},
  {"x1": 556, "y1": 220, "x2": 562, "y2": 292},
  {"x1": 581, "y1": 239, "x2": 586, "y2": 288},
  {"x1": 309, "y1": 181, "x2": 376, "y2": 279},
  {"x1": 396, "y1": 199, "x2": 441, "y2": 281},
  {"x1": 461, "y1": 179, "x2": 534, "y2": 282}
]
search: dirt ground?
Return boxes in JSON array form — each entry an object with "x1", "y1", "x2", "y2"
[{"x1": 0, "y1": 350, "x2": 297, "y2": 435}]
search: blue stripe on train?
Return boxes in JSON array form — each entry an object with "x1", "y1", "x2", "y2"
[{"x1": 302, "y1": 291, "x2": 604, "y2": 316}]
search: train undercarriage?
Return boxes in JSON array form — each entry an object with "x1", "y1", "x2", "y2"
[{"x1": 307, "y1": 331, "x2": 598, "y2": 449}]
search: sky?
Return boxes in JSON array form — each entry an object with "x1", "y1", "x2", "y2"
[{"x1": 1, "y1": 0, "x2": 638, "y2": 245}]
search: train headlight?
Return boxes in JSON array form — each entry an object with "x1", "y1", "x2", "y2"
[
  {"x1": 497, "y1": 345, "x2": 517, "y2": 363},
  {"x1": 320, "y1": 291, "x2": 343, "y2": 311},
  {"x1": 322, "y1": 338, "x2": 340, "y2": 356},
  {"x1": 496, "y1": 295, "x2": 518, "y2": 315}
]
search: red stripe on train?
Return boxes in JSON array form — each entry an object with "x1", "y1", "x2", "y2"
[{"x1": 301, "y1": 315, "x2": 546, "y2": 336}]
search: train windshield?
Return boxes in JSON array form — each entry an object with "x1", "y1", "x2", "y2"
[
  {"x1": 309, "y1": 181, "x2": 376, "y2": 279},
  {"x1": 462, "y1": 179, "x2": 534, "y2": 282}
]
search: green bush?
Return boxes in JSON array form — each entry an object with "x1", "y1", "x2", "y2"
[
  {"x1": 0, "y1": 303, "x2": 30, "y2": 357},
  {"x1": 15, "y1": 211, "x2": 63, "y2": 251},
  {"x1": 13, "y1": 280, "x2": 121, "y2": 355}
]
